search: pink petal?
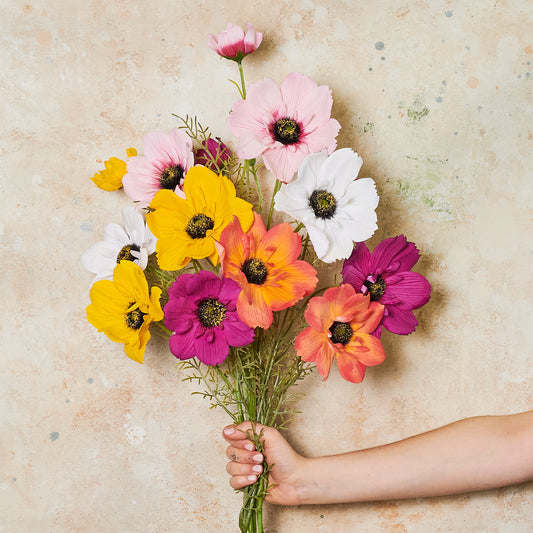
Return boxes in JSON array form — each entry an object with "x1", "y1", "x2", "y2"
[{"x1": 381, "y1": 271, "x2": 431, "y2": 310}]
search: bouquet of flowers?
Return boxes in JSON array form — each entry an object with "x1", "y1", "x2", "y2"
[{"x1": 82, "y1": 23, "x2": 431, "y2": 533}]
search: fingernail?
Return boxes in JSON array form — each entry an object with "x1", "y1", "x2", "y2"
[
  {"x1": 247, "y1": 475, "x2": 257, "y2": 482},
  {"x1": 253, "y1": 454, "x2": 262, "y2": 462},
  {"x1": 223, "y1": 426, "x2": 235, "y2": 435},
  {"x1": 244, "y1": 443, "x2": 254, "y2": 451},
  {"x1": 252, "y1": 465, "x2": 262, "y2": 473}
]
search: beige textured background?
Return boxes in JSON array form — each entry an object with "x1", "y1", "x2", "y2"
[{"x1": 1, "y1": 1, "x2": 532, "y2": 531}]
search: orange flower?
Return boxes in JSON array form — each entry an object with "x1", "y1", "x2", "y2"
[
  {"x1": 219, "y1": 213, "x2": 318, "y2": 329},
  {"x1": 295, "y1": 284, "x2": 385, "y2": 383}
]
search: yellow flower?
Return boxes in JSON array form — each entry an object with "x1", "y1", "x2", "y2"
[
  {"x1": 86, "y1": 260, "x2": 164, "y2": 363},
  {"x1": 146, "y1": 165, "x2": 254, "y2": 270},
  {"x1": 91, "y1": 147, "x2": 137, "y2": 191}
]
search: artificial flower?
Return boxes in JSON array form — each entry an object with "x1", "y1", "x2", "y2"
[
  {"x1": 295, "y1": 284, "x2": 385, "y2": 383},
  {"x1": 219, "y1": 213, "x2": 318, "y2": 329},
  {"x1": 81, "y1": 206, "x2": 156, "y2": 283},
  {"x1": 164, "y1": 271, "x2": 255, "y2": 365},
  {"x1": 123, "y1": 129, "x2": 194, "y2": 207},
  {"x1": 91, "y1": 147, "x2": 137, "y2": 191},
  {"x1": 86, "y1": 260, "x2": 164, "y2": 363},
  {"x1": 341, "y1": 235, "x2": 431, "y2": 337},
  {"x1": 194, "y1": 137, "x2": 231, "y2": 173},
  {"x1": 146, "y1": 165, "x2": 254, "y2": 270},
  {"x1": 274, "y1": 149, "x2": 379, "y2": 263},
  {"x1": 227, "y1": 72, "x2": 341, "y2": 183},
  {"x1": 208, "y1": 23, "x2": 262, "y2": 62}
]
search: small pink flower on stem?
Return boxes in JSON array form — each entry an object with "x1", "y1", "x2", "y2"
[
  {"x1": 194, "y1": 137, "x2": 232, "y2": 173},
  {"x1": 208, "y1": 23, "x2": 262, "y2": 62}
]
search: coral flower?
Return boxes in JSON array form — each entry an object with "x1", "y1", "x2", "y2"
[
  {"x1": 123, "y1": 129, "x2": 194, "y2": 207},
  {"x1": 194, "y1": 137, "x2": 232, "y2": 173},
  {"x1": 208, "y1": 23, "x2": 262, "y2": 62},
  {"x1": 227, "y1": 72, "x2": 341, "y2": 183},
  {"x1": 91, "y1": 147, "x2": 137, "y2": 191},
  {"x1": 274, "y1": 149, "x2": 379, "y2": 262},
  {"x1": 164, "y1": 271, "x2": 255, "y2": 365},
  {"x1": 81, "y1": 206, "x2": 156, "y2": 284},
  {"x1": 86, "y1": 260, "x2": 164, "y2": 363},
  {"x1": 146, "y1": 166, "x2": 254, "y2": 271},
  {"x1": 341, "y1": 235, "x2": 431, "y2": 337},
  {"x1": 219, "y1": 213, "x2": 318, "y2": 329},
  {"x1": 295, "y1": 284, "x2": 385, "y2": 383}
]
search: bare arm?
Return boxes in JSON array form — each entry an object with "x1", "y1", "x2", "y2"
[{"x1": 223, "y1": 411, "x2": 533, "y2": 505}]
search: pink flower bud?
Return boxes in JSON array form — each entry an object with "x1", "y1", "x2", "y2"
[
  {"x1": 194, "y1": 137, "x2": 232, "y2": 173},
  {"x1": 208, "y1": 23, "x2": 262, "y2": 62}
]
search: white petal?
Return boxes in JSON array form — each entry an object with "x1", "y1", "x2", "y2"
[
  {"x1": 296, "y1": 149, "x2": 328, "y2": 191},
  {"x1": 339, "y1": 177, "x2": 379, "y2": 210},
  {"x1": 121, "y1": 206, "x2": 146, "y2": 245},
  {"x1": 135, "y1": 248, "x2": 149, "y2": 270},
  {"x1": 322, "y1": 148, "x2": 363, "y2": 198},
  {"x1": 103, "y1": 222, "x2": 129, "y2": 250},
  {"x1": 81, "y1": 241, "x2": 118, "y2": 276},
  {"x1": 306, "y1": 224, "x2": 330, "y2": 260},
  {"x1": 274, "y1": 186, "x2": 311, "y2": 219},
  {"x1": 320, "y1": 224, "x2": 357, "y2": 262}
]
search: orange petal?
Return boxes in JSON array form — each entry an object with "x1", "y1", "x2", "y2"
[
  {"x1": 336, "y1": 353, "x2": 367, "y2": 383},
  {"x1": 236, "y1": 285, "x2": 273, "y2": 329},
  {"x1": 257, "y1": 222, "x2": 301, "y2": 266},
  {"x1": 295, "y1": 327, "x2": 335, "y2": 380}
]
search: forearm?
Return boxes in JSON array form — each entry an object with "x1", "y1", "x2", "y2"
[{"x1": 296, "y1": 411, "x2": 533, "y2": 505}]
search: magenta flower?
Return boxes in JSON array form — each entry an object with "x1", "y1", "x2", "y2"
[
  {"x1": 227, "y1": 72, "x2": 341, "y2": 183},
  {"x1": 208, "y1": 23, "x2": 262, "y2": 62},
  {"x1": 123, "y1": 129, "x2": 194, "y2": 207},
  {"x1": 341, "y1": 235, "x2": 431, "y2": 337},
  {"x1": 194, "y1": 137, "x2": 232, "y2": 173},
  {"x1": 164, "y1": 271, "x2": 255, "y2": 366}
]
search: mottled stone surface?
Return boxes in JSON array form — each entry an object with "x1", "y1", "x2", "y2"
[{"x1": 1, "y1": 1, "x2": 532, "y2": 531}]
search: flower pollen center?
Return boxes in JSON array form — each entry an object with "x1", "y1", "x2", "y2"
[
  {"x1": 241, "y1": 258, "x2": 268, "y2": 285},
  {"x1": 363, "y1": 275, "x2": 387, "y2": 301},
  {"x1": 125, "y1": 303, "x2": 145, "y2": 330},
  {"x1": 160, "y1": 164, "x2": 184, "y2": 189},
  {"x1": 186, "y1": 213, "x2": 214, "y2": 239},
  {"x1": 309, "y1": 189, "x2": 337, "y2": 219},
  {"x1": 197, "y1": 298, "x2": 227, "y2": 328},
  {"x1": 273, "y1": 117, "x2": 301, "y2": 145},
  {"x1": 329, "y1": 321, "x2": 353, "y2": 345},
  {"x1": 116, "y1": 244, "x2": 140, "y2": 263}
]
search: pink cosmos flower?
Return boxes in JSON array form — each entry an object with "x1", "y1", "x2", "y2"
[
  {"x1": 123, "y1": 129, "x2": 194, "y2": 207},
  {"x1": 194, "y1": 137, "x2": 232, "y2": 173},
  {"x1": 341, "y1": 235, "x2": 431, "y2": 337},
  {"x1": 208, "y1": 23, "x2": 262, "y2": 62},
  {"x1": 227, "y1": 72, "x2": 341, "y2": 183},
  {"x1": 164, "y1": 271, "x2": 255, "y2": 366}
]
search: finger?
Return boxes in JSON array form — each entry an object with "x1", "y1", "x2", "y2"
[
  {"x1": 225, "y1": 445, "x2": 263, "y2": 464},
  {"x1": 229, "y1": 474, "x2": 258, "y2": 490},
  {"x1": 223, "y1": 427, "x2": 256, "y2": 451},
  {"x1": 226, "y1": 460, "x2": 263, "y2": 477}
]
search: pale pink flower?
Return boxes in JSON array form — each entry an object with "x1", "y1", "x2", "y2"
[
  {"x1": 208, "y1": 23, "x2": 262, "y2": 61},
  {"x1": 227, "y1": 72, "x2": 341, "y2": 183},
  {"x1": 122, "y1": 129, "x2": 194, "y2": 207}
]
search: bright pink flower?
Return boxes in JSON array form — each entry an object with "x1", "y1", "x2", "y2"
[
  {"x1": 341, "y1": 235, "x2": 431, "y2": 337},
  {"x1": 208, "y1": 23, "x2": 262, "y2": 61},
  {"x1": 194, "y1": 137, "x2": 232, "y2": 173},
  {"x1": 123, "y1": 130, "x2": 194, "y2": 207},
  {"x1": 227, "y1": 72, "x2": 341, "y2": 183},
  {"x1": 164, "y1": 271, "x2": 255, "y2": 366}
]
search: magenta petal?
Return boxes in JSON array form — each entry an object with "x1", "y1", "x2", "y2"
[
  {"x1": 382, "y1": 306, "x2": 419, "y2": 335},
  {"x1": 195, "y1": 328, "x2": 230, "y2": 365},
  {"x1": 168, "y1": 273, "x2": 195, "y2": 299},
  {"x1": 370, "y1": 235, "x2": 420, "y2": 276},
  {"x1": 381, "y1": 271, "x2": 431, "y2": 310},
  {"x1": 223, "y1": 318, "x2": 255, "y2": 347},
  {"x1": 342, "y1": 242, "x2": 371, "y2": 291},
  {"x1": 169, "y1": 330, "x2": 197, "y2": 360}
]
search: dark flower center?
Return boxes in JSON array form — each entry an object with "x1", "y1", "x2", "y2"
[
  {"x1": 241, "y1": 258, "x2": 268, "y2": 285},
  {"x1": 309, "y1": 189, "x2": 337, "y2": 219},
  {"x1": 273, "y1": 117, "x2": 301, "y2": 145},
  {"x1": 186, "y1": 213, "x2": 214, "y2": 239},
  {"x1": 197, "y1": 298, "x2": 227, "y2": 328},
  {"x1": 363, "y1": 275, "x2": 387, "y2": 301},
  {"x1": 116, "y1": 244, "x2": 140, "y2": 263},
  {"x1": 125, "y1": 304, "x2": 145, "y2": 330},
  {"x1": 160, "y1": 164, "x2": 184, "y2": 189},
  {"x1": 329, "y1": 321, "x2": 353, "y2": 345}
]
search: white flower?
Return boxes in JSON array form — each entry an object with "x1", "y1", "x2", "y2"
[
  {"x1": 274, "y1": 149, "x2": 379, "y2": 263},
  {"x1": 82, "y1": 206, "x2": 156, "y2": 283}
]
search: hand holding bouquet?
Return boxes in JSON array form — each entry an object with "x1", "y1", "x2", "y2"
[{"x1": 82, "y1": 22, "x2": 431, "y2": 533}]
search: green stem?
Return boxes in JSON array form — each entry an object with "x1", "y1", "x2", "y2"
[
  {"x1": 266, "y1": 179, "x2": 282, "y2": 230},
  {"x1": 238, "y1": 60, "x2": 246, "y2": 99}
]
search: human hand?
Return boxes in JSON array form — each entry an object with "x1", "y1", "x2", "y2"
[{"x1": 222, "y1": 421, "x2": 307, "y2": 506}]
